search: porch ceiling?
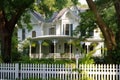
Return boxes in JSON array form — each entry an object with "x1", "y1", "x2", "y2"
[{"x1": 31, "y1": 35, "x2": 78, "y2": 41}]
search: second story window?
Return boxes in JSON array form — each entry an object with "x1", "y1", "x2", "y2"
[
  {"x1": 65, "y1": 24, "x2": 69, "y2": 35},
  {"x1": 32, "y1": 31, "x2": 36, "y2": 37},
  {"x1": 49, "y1": 27, "x2": 55, "y2": 35},
  {"x1": 63, "y1": 24, "x2": 73, "y2": 36},
  {"x1": 22, "y1": 29, "x2": 25, "y2": 40}
]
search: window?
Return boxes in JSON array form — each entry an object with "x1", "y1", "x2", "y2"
[
  {"x1": 49, "y1": 27, "x2": 55, "y2": 35},
  {"x1": 88, "y1": 27, "x2": 93, "y2": 36},
  {"x1": 63, "y1": 24, "x2": 73, "y2": 36},
  {"x1": 22, "y1": 29, "x2": 25, "y2": 40},
  {"x1": 32, "y1": 31, "x2": 36, "y2": 37},
  {"x1": 65, "y1": 24, "x2": 69, "y2": 35},
  {"x1": 89, "y1": 31, "x2": 93, "y2": 36}
]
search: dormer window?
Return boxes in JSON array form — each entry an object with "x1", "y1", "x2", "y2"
[{"x1": 32, "y1": 31, "x2": 36, "y2": 37}]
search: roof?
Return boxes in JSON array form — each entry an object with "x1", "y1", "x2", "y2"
[
  {"x1": 47, "y1": 8, "x2": 68, "y2": 22},
  {"x1": 31, "y1": 11, "x2": 45, "y2": 22},
  {"x1": 31, "y1": 6, "x2": 83, "y2": 22}
]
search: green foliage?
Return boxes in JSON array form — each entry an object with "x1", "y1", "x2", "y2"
[
  {"x1": 34, "y1": 0, "x2": 66, "y2": 18},
  {"x1": 19, "y1": 58, "x2": 75, "y2": 64},
  {"x1": 33, "y1": 0, "x2": 78, "y2": 18},
  {"x1": 21, "y1": 12, "x2": 33, "y2": 31},
  {"x1": 22, "y1": 38, "x2": 31, "y2": 48},
  {"x1": 95, "y1": 0, "x2": 113, "y2": 10},
  {"x1": 0, "y1": 0, "x2": 34, "y2": 21},
  {"x1": 74, "y1": 10, "x2": 96, "y2": 40},
  {"x1": 79, "y1": 50, "x2": 95, "y2": 64},
  {"x1": 11, "y1": 28, "x2": 21, "y2": 62},
  {"x1": 104, "y1": 44, "x2": 120, "y2": 64},
  {"x1": 18, "y1": 55, "x2": 30, "y2": 63},
  {"x1": 101, "y1": 6, "x2": 117, "y2": 33},
  {"x1": 42, "y1": 41, "x2": 50, "y2": 47},
  {"x1": 0, "y1": 56, "x2": 3, "y2": 63},
  {"x1": 92, "y1": 57, "x2": 105, "y2": 64}
]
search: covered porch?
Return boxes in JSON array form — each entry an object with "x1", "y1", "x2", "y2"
[{"x1": 29, "y1": 35, "x2": 84, "y2": 59}]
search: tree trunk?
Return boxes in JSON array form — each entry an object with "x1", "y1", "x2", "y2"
[
  {"x1": 0, "y1": 11, "x2": 13, "y2": 62},
  {"x1": 1, "y1": 28, "x2": 12, "y2": 62}
]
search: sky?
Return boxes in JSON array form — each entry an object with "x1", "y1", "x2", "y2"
[{"x1": 79, "y1": 0, "x2": 87, "y2": 4}]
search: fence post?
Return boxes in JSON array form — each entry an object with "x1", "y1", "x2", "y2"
[
  {"x1": 75, "y1": 54, "x2": 79, "y2": 69},
  {"x1": 15, "y1": 63, "x2": 19, "y2": 79},
  {"x1": 75, "y1": 54, "x2": 80, "y2": 80}
]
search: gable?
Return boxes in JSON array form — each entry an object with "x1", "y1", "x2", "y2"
[{"x1": 60, "y1": 9, "x2": 79, "y2": 21}]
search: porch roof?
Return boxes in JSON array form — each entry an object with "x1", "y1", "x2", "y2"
[
  {"x1": 85, "y1": 38, "x2": 104, "y2": 42},
  {"x1": 31, "y1": 35, "x2": 78, "y2": 41}
]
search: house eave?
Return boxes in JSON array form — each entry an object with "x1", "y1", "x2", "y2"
[
  {"x1": 85, "y1": 38, "x2": 104, "y2": 42},
  {"x1": 31, "y1": 35, "x2": 78, "y2": 41}
]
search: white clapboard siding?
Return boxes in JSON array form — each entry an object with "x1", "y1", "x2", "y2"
[{"x1": 0, "y1": 63, "x2": 120, "y2": 80}]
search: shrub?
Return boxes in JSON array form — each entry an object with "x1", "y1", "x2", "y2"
[{"x1": 18, "y1": 58, "x2": 76, "y2": 64}]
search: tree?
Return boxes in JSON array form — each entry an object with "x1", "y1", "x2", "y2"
[
  {"x1": 86, "y1": 0, "x2": 116, "y2": 51},
  {"x1": 0, "y1": 0, "x2": 78, "y2": 62},
  {"x1": 84, "y1": 0, "x2": 120, "y2": 63},
  {"x1": 0, "y1": 0, "x2": 34, "y2": 62}
]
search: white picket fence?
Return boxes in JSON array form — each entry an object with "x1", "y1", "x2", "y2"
[{"x1": 0, "y1": 63, "x2": 120, "y2": 80}]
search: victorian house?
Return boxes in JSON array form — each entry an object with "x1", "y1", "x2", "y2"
[{"x1": 18, "y1": 6, "x2": 104, "y2": 59}]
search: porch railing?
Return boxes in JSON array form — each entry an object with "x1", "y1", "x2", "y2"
[{"x1": 30, "y1": 53, "x2": 85, "y2": 59}]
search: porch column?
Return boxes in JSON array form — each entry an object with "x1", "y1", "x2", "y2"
[
  {"x1": 29, "y1": 42, "x2": 31, "y2": 59},
  {"x1": 85, "y1": 42, "x2": 90, "y2": 54},
  {"x1": 80, "y1": 41, "x2": 84, "y2": 58},
  {"x1": 69, "y1": 39, "x2": 72, "y2": 59},
  {"x1": 52, "y1": 39, "x2": 58, "y2": 59},
  {"x1": 38, "y1": 40, "x2": 42, "y2": 59},
  {"x1": 70, "y1": 44, "x2": 72, "y2": 59}
]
